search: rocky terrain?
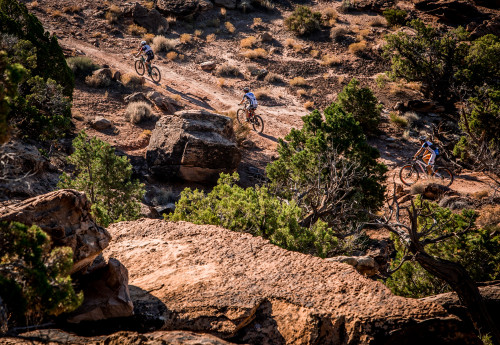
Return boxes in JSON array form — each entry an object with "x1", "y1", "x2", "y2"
[{"x1": 2, "y1": 0, "x2": 500, "y2": 343}]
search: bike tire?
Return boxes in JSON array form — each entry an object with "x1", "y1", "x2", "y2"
[
  {"x1": 252, "y1": 115, "x2": 264, "y2": 133},
  {"x1": 434, "y1": 167, "x2": 454, "y2": 187},
  {"x1": 150, "y1": 66, "x2": 161, "y2": 83},
  {"x1": 135, "y1": 60, "x2": 145, "y2": 76},
  {"x1": 236, "y1": 108, "x2": 246, "y2": 125},
  {"x1": 399, "y1": 164, "x2": 419, "y2": 186}
]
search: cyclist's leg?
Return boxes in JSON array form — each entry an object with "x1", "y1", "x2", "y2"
[
  {"x1": 422, "y1": 153, "x2": 432, "y2": 175},
  {"x1": 428, "y1": 152, "x2": 436, "y2": 175}
]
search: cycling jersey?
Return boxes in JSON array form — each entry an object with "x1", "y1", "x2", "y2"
[
  {"x1": 242, "y1": 92, "x2": 258, "y2": 108},
  {"x1": 422, "y1": 141, "x2": 439, "y2": 155},
  {"x1": 141, "y1": 44, "x2": 153, "y2": 55}
]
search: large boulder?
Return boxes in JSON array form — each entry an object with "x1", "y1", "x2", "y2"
[
  {"x1": 0, "y1": 140, "x2": 60, "y2": 200},
  {"x1": 126, "y1": 3, "x2": 169, "y2": 34},
  {"x1": 0, "y1": 189, "x2": 111, "y2": 274},
  {"x1": 213, "y1": 0, "x2": 237, "y2": 9},
  {"x1": 67, "y1": 258, "x2": 134, "y2": 323},
  {"x1": 146, "y1": 110, "x2": 241, "y2": 183},
  {"x1": 414, "y1": 0, "x2": 484, "y2": 24},
  {"x1": 103, "y1": 219, "x2": 481, "y2": 345},
  {"x1": 155, "y1": 0, "x2": 202, "y2": 17}
]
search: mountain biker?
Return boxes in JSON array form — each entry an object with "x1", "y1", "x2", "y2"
[
  {"x1": 238, "y1": 87, "x2": 258, "y2": 122},
  {"x1": 135, "y1": 41, "x2": 154, "y2": 73},
  {"x1": 413, "y1": 135, "x2": 439, "y2": 175}
]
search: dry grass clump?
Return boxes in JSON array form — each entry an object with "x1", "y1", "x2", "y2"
[
  {"x1": 331, "y1": 27, "x2": 348, "y2": 41},
  {"x1": 284, "y1": 38, "x2": 295, "y2": 47},
  {"x1": 166, "y1": 51, "x2": 178, "y2": 60},
  {"x1": 264, "y1": 72, "x2": 282, "y2": 84},
  {"x1": 194, "y1": 29, "x2": 203, "y2": 38},
  {"x1": 289, "y1": 76, "x2": 307, "y2": 86},
  {"x1": 304, "y1": 101, "x2": 315, "y2": 109},
  {"x1": 240, "y1": 36, "x2": 258, "y2": 48},
  {"x1": 285, "y1": 38, "x2": 304, "y2": 52},
  {"x1": 152, "y1": 35, "x2": 176, "y2": 52},
  {"x1": 166, "y1": 16, "x2": 177, "y2": 25},
  {"x1": 310, "y1": 49, "x2": 320, "y2": 58},
  {"x1": 225, "y1": 21, "x2": 236, "y2": 34},
  {"x1": 29, "y1": 1, "x2": 39, "y2": 9},
  {"x1": 51, "y1": 10, "x2": 63, "y2": 18},
  {"x1": 389, "y1": 112, "x2": 408, "y2": 128},
  {"x1": 179, "y1": 33, "x2": 192, "y2": 43},
  {"x1": 143, "y1": 33, "x2": 155, "y2": 44},
  {"x1": 206, "y1": 34, "x2": 216, "y2": 42},
  {"x1": 253, "y1": 17, "x2": 263, "y2": 26},
  {"x1": 323, "y1": 7, "x2": 338, "y2": 26},
  {"x1": 121, "y1": 73, "x2": 144, "y2": 89},
  {"x1": 321, "y1": 54, "x2": 341, "y2": 66},
  {"x1": 217, "y1": 78, "x2": 225, "y2": 87},
  {"x1": 143, "y1": 1, "x2": 155, "y2": 10},
  {"x1": 128, "y1": 24, "x2": 147, "y2": 36},
  {"x1": 220, "y1": 7, "x2": 227, "y2": 18},
  {"x1": 254, "y1": 87, "x2": 270, "y2": 100},
  {"x1": 404, "y1": 111, "x2": 420, "y2": 127},
  {"x1": 297, "y1": 89, "x2": 307, "y2": 97},
  {"x1": 106, "y1": 5, "x2": 121, "y2": 24},
  {"x1": 243, "y1": 48, "x2": 268, "y2": 59},
  {"x1": 348, "y1": 40, "x2": 368, "y2": 55},
  {"x1": 85, "y1": 73, "x2": 112, "y2": 88},
  {"x1": 369, "y1": 16, "x2": 386, "y2": 27},
  {"x1": 62, "y1": 5, "x2": 82, "y2": 13},
  {"x1": 125, "y1": 102, "x2": 153, "y2": 124},
  {"x1": 215, "y1": 63, "x2": 241, "y2": 77},
  {"x1": 477, "y1": 205, "x2": 500, "y2": 227}
]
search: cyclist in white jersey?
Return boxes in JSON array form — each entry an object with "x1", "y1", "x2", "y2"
[
  {"x1": 238, "y1": 87, "x2": 258, "y2": 122},
  {"x1": 135, "y1": 41, "x2": 154, "y2": 73},
  {"x1": 413, "y1": 135, "x2": 440, "y2": 175}
]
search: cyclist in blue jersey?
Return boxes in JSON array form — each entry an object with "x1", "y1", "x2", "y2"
[
  {"x1": 413, "y1": 135, "x2": 440, "y2": 175},
  {"x1": 238, "y1": 87, "x2": 258, "y2": 122},
  {"x1": 135, "y1": 41, "x2": 154, "y2": 74}
]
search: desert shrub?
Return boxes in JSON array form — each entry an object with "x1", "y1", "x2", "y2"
[
  {"x1": 320, "y1": 54, "x2": 341, "y2": 66},
  {"x1": 331, "y1": 27, "x2": 348, "y2": 41},
  {"x1": 152, "y1": 35, "x2": 176, "y2": 52},
  {"x1": 121, "y1": 73, "x2": 144, "y2": 89},
  {"x1": 309, "y1": 49, "x2": 320, "y2": 58},
  {"x1": 389, "y1": 112, "x2": 408, "y2": 127},
  {"x1": 336, "y1": 78, "x2": 381, "y2": 134},
  {"x1": 264, "y1": 72, "x2": 282, "y2": 84},
  {"x1": 383, "y1": 8, "x2": 407, "y2": 27},
  {"x1": 169, "y1": 173, "x2": 338, "y2": 258},
  {"x1": 253, "y1": 17, "x2": 263, "y2": 26},
  {"x1": 375, "y1": 73, "x2": 389, "y2": 88},
  {"x1": 179, "y1": 33, "x2": 192, "y2": 43},
  {"x1": 0, "y1": 221, "x2": 82, "y2": 330},
  {"x1": 284, "y1": 5, "x2": 322, "y2": 36},
  {"x1": 206, "y1": 33, "x2": 216, "y2": 42},
  {"x1": 50, "y1": 9, "x2": 62, "y2": 18},
  {"x1": 339, "y1": 0, "x2": 356, "y2": 13},
  {"x1": 106, "y1": 5, "x2": 121, "y2": 24},
  {"x1": 254, "y1": 87, "x2": 270, "y2": 100},
  {"x1": 215, "y1": 63, "x2": 240, "y2": 77},
  {"x1": 243, "y1": 48, "x2": 268, "y2": 59},
  {"x1": 166, "y1": 51, "x2": 178, "y2": 60},
  {"x1": 266, "y1": 103, "x2": 387, "y2": 252},
  {"x1": 62, "y1": 5, "x2": 82, "y2": 13},
  {"x1": 66, "y1": 56, "x2": 100, "y2": 78},
  {"x1": 297, "y1": 89, "x2": 307, "y2": 97},
  {"x1": 85, "y1": 73, "x2": 111, "y2": 88},
  {"x1": 217, "y1": 77, "x2": 225, "y2": 87},
  {"x1": 323, "y1": 7, "x2": 338, "y2": 26},
  {"x1": 240, "y1": 36, "x2": 257, "y2": 48},
  {"x1": 348, "y1": 40, "x2": 367, "y2": 55},
  {"x1": 289, "y1": 76, "x2": 307, "y2": 86},
  {"x1": 58, "y1": 131, "x2": 145, "y2": 227},
  {"x1": 143, "y1": 33, "x2": 155, "y2": 44},
  {"x1": 194, "y1": 29, "x2": 203, "y2": 38},
  {"x1": 304, "y1": 101, "x2": 314, "y2": 109},
  {"x1": 125, "y1": 101, "x2": 153, "y2": 124},
  {"x1": 225, "y1": 21, "x2": 235, "y2": 34},
  {"x1": 369, "y1": 17, "x2": 386, "y2": 27},
  {"x1": 386, "y1": 199, "x2": 500, "y2": 298},
  {"x1": 128, "y1": 24, "x2": 147, "y2": 36}
]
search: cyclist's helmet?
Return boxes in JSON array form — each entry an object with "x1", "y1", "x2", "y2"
[
  {"x1": 418, "y1": 135, "x2": 427, "y2": 141},
  {"x1": 243, "y1": 87, "x2": 250, "y2": 93},
  {"x1": 141, "y1": 41, "x2": 147, "y2": 46}
]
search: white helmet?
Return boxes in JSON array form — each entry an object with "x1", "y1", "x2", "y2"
[
  {"x1": 419, "y1": 135, "x2": 427, "y2": 141},
  {"x1": 141, "y1": 41, "x2": 147, "y2": 46}
]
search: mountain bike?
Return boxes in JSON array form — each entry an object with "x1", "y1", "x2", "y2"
[
  {"x1": 135, "y1": 56, "x2": 161, "y2": 83},
  {"x1": 399, "y1": 159, "x2": 454, "y2": 187},
  {"x1": 236, "y1": 103, "x2": 264, "y2": 133}
]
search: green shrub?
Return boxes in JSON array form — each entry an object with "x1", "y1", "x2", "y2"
[
  {"x1": 284, "y1": 6, "x2": 322, "y2": 36},
  {"x1": 169, "y1": 173, "x2": 338, "y2": 258},
  {"x1": 58, "y1": 131, "x2": 145, "y2": 227},
  {"x1": 267, "y1": 103, "x2": 387, "y2": 252},
  {"x1": 389, "y1": 112, "x2": 408, "y2": 127},
  {"x1": 0, "y1": 221, "x2": 82, "y2": 330},
  {"x1": 336, "y1": 78, "x2": 382, "y2": 134},
  {"x1": 386, "y1": 199, "x2": 500, "y2": 298},
  {"x1": 66, "y1": 56, "x2": 100, "y2": 78},
  {"x1": 382, "y1": 8, "x2": 407, "y2": 27}
]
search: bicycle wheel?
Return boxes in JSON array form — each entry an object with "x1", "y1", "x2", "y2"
[
  {"x1": 236, "y1": 108, "x2": 246, "y2": 125},
  {"x1": 135, "y1": 60, "x2": 145, "y2": 76},
  {"x1": 433, "y1": 167, "x2": 454, "y2": 187},
  {"x1": 252, "y1": 115, "x2": 264, "y2": 133},
  {"x1": 150, "y1": 66, "x2": 161, "y2": 83},
  {"x1": 399, "y1": 164, "x2": 419, "y2": 186}
]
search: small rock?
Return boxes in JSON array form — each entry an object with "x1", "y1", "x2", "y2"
[
  {"x1": 259, "y1": 32, "x2": 273, "y2": 42},
  {"x1": 385, "y1": 137, "x2": 396, "y2": 142},
  {"x1": 200, "y1": 61, "x2": 217, "y2": 71},
  {"x1": 112, "y1": 70, "x2": 121, "y2": 81},
  {"x1": 90, "y1": 116, "x2": 112, "y2": 130}
]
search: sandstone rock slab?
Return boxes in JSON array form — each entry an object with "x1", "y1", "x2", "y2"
[
  {"x1": 156, "y1": 0, "x2": 201, "y2": 17},
  {"x1": 104, "y1": 219, "x2": 481, "y2": 345},
  {"x1": 90, "y1": 116, "x2": 112, "y2": 130},
  {"x1": 128, "y1": 3, "x2": 169, "y2": 34},
  {"x1": 213, "y1": 0, "x2": 236, "y2": 9},
  {"x1": 146, "y1": 110, "x2": 241, "y2": 183},
  {"x1": 0, "y1": 189, "x2": 111, "y2": 273}
]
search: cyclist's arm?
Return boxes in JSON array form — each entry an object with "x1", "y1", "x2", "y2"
[
  {"x1": 238, "y1": 95, "x2": 246, "y2": 105},
  {"x1": 413, "y1": 147, "x2": 424, "y2": 159}
]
